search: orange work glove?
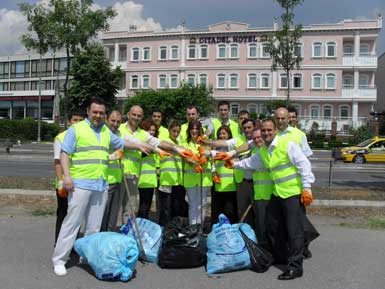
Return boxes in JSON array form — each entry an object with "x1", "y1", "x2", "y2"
[
  {"x1": 158, "y1": 150, "x2": 173, "y2": 159},
  {"x1": 213, "y1": 150, "x2": 236, "y2": 161},
  {"x1": 224, "y1": 159, "x2": 234, "y2": 169},
  {"x1": 197, "y1": 146, "x2": 205, "y2": 156},
  {"x1": 178, "y1": 149, "x2": 194, "y2": 159},
  {"x1": 199, "y1": 155, "x2": 208, "y2": 165},
  {"x1": 194, "y1": 165, "x2": 203, "y2": 173},
  {"x1": 213, "y1": 174, "x2": 221, "y2": 184},
  {"x1": 109, "y1": 150, "x2": 124, "y2": 161},
  {"x1": 57, "y1": 180, "x2": 68, "y2": 198},
  {"x1": 196, "y1": 135, "x2": 207, "y2": 144},
  {"x1": 301, "y1": 188, "x2": 313, "y2": 206}
]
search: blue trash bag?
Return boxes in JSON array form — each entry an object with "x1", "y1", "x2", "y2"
[
  {"x1": 74, "y1": 232, "x2": 139, "y2": 281},
  {"x1": 120, "y1": 217, "x2": 162, "y2": 263},
  {"x1": 206, "y1": 214, "x2": 257, "y2": 274}
]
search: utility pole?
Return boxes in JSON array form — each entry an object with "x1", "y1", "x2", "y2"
[{"x1": 37, "y1": 53, "x2": 42, "y2": 142}]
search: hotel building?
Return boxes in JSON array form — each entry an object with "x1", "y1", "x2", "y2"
[{"x1": 102, "y1": 16, "x2": 382, "y2": 132}]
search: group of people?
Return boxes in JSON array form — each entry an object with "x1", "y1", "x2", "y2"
[{"x1": 52, "y1": 98, "x2": 316, "y2": 281}]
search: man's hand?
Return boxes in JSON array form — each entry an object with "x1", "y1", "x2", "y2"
[
  {"x1": 57, "y1": 180, "x2": 68, "y2": 198},
  {"x1": 224, "y1": 159, "x2": 234, "y2": 169},
  {"x1": 178, "y1": 149, "x2": 194, "y2": 159},
  {"x1": 213, "y1": 150, "x2": 236, "y2": 161},
  {"x1": 196, "y1": 135, "x2": 207, "y2": 144},
  {"x1": 213, "y1": 174, "x2": 221, "y2": 184},
  {"x1": 63, "y1": 175, "x2": 74, "y2": 193},
  {"x1": 194, "y1": 165, "x2": 203, "y2": 173},
  {"x1": 198, "y1": 155, "x2": 208, "y2": 165},
  {"x1": 197, "y1": 146, "x2": 205, "y2": 156},
  {"x1": 108, "y1": 150, "x2": 124, "y2": 161},
  {"x1": 158, "y1": 150, "x2": 173, "y2": 159},
  {"x1": 301, "y1": 188, "x2": 313, "y2": 206},
  {"x1": 139, "y1": 143, "x2": 153, "y2": 155}
]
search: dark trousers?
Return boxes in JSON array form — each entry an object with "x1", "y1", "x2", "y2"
[
  {"x1": 158, "y1": 185, "x2": 187, "y2": 226},
  {"x1": 101, "y1": 183, "x2": 123, "y2": 231},
  {"x1": 237, "y1": 179, "x2": 255, "y2": 226},
  {"x1": 55, "y1": 189, "x2": 68, "y2": 244},
  {"x1": 266, "y1": 194, "x2": 305, "y2": 272},
  {"x1": 252, "y1": 199, "x2": 269, "y2": 248},
  {"x1": 137, "y1": 187, "x2": 155, "y2": 219},
  {"x1": 211, "y1": 190, "x2": 238, "y2": 224}
]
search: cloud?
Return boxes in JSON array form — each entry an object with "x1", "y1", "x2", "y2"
[{"x1": 0, "y1": 8, "x2": 28, "y2": 56}]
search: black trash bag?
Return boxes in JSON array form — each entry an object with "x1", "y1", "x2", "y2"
[
  {"x1": 239, "y1": 227, "x2": 274, "y2": 273},
  {"x1": 158, "y1": 217, "x2": 207, "y2": 269},
  {"x1": 304, "y1": 215, "x2": 320, "y2": 245}
]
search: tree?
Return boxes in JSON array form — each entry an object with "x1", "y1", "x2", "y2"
[
  {"x1": 264, "y1": 99, "x2": 296, "y2": 115},
  {"x1": 125, "y1": 83, "x2": 215, "y2": 124},
  {"x1": 19, "y1": 2, "x2": 57, "y2": 142},
  {"x1": 68, "y1": 42, "x2": 123, "y2": 112},
  {"x1": 266, "y1": 0, "x2": 304, "y2": 107}
]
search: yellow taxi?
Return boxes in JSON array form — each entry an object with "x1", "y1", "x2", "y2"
[{"x1": 341, "y1": 136, "x2": 385, "y2": 164}]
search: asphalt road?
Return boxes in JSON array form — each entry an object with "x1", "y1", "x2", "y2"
[
  {"x1": 1, "y1": 144, "x2": 385, "y2": 189},
  {"x1": 0, "y1": 214, "x2": 384, "y2": 289}
]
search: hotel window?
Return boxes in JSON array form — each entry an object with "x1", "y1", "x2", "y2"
[
  {"x1": 0, "y1": 82, "x2": 9, "y2": 91},
  {"x1": 229, "y1": 73, "x2": 239, "y2": 89},
  {"x1": 326, "y1": 42, "x2": 336, "y2": 57},
  {"x1": 119, "y1": 75, "x2": 126, "y2": 90},
  {"x1": 216, "y1": 73, "x2": 226, "y2": 89},
  {"x1": 188, "y1": 45, "x2": 197, "y2": 59},
  {"x1": 199, "y1": 45, "x2": 208, "y2": 59},
  {"x1": 312, "y1": 42, "x2": 322, "y2": 58},
  {"x1": 312, "y1": 73, "x2": 322, "y2": 89},
  {"x1": 158, "y1": 74, "x2": 167, "y2": 88},
  {"x1": 130, "y1": 75, "x2": 139, "y2": 89},
  {"x1": 229, "y1": 44, "x2": 239, "y2": 59},
  {"x1": 199, "y1": 74, "x2": 207, "y2": 86},
  {"x1": 170, "y1": 74, "x2": 178, "y2": 88},
  {"x1": 0, "y1": 62, "x2": 9, "y2": 79},
  {"x1": 131, "y1": 47, "x2": 140, "y2": 61},
  {"x1": 339, "y1": 105, "x2": 349, "y2": 118},
  {"x1": 247, "y1": 103, "x2": 257, "y2": 114},
  {"x1": 343, "y1": 74, "x2": 354, "y2": 88},
  {"x1": 119, "y1": 45, "x2": 127, "y2": 61},
  {"x1": 326, "y1": 73, "x2": 336, "y2": 89},
  {"x1": 360, "y1": 43, "x2": 370, "y2": 56},
  {"x1": 54, "y1": 58, "x2": 68, "y2": 75},
  {"x1": 292, "y1": 73, "x2": 302, "y2": 89},
  {"x1": 247, "y1": 73, "x2": 257, "y2": 88},
  {"x1": 187, "y1": 74, "x2": 196, "y2": 86},
  {"x1": 294, "y1": 43, "x2": 303, "y2": 57},
  {"x1": 261, "y1": 43, "x2": 270, "y2": 58},
  {"x1": 159, "y1": 46, "x2": 167, "y2": 60},
  {"x1": 248, "y1": 43, "x2": 258, "y2": 59},
  {"x1": 142, "y1": 47, "x2": 151, "y2": 61},
  {"x1": 359, "y1": 74, "x2": 370, "y2": 88},
  {"x1": 343, "y1": 44, "x2": 354, "y2": 55},
  {"x1": 170, "y1": 45, "x2": 179, "y2": 60},
  {"x1": 260, "y1": 73, "x2": 270, "y2": 89},
  {"x1": 217, "y1": 44, "x2": 227, "y2": 59},
  {"x1": 310, "y1": 105, "x2": 320, "y2": 118},
  {"x1": 108, "y1": 46, "x2": 115, "y2": 61},
  {"x1": 323, "y1": 105, "x2": 333, "y2": 119},
  {"x1": 231, "y1": 104, "x2": 239, "y2": 117},
  {"x1": 279, "y1": 73, "x2": 288, "y2": 88},
  {"x1": 142, "y1": 75, "x2": 150, "y2": 89},
  {"x1": 11, "y1": 61, "x2": 29, "y2": 78}
]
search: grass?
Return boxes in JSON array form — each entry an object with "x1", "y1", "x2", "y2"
[
  {"x1": 31, "y1": 208, "x2": 55, "y2": 216},
  {"x1": 339, "y1": 217, "x2": 385, "y2": 230},
  {"x1": 0, "y1": 176, "x2": 54, "y2": 190}
]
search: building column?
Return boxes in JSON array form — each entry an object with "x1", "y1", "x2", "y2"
[
  {"x1": 352, "y1": 101, "x2": 358, "y2": 123},
  {"x1": 114, "y1": 42, "x2": 119, "y2": 63},
  {"x1": 180, "y1": 34, "x2": 186, "y2": 82},
  {"x1": 272, "y1": 71, "x2": 277, "y2": 97},
  {"x1": 354, "y1": 31, "x2": 360, "y2": 58},
  {"x1": 354, "y1": 69, "x2": 359, "y2": 94}
]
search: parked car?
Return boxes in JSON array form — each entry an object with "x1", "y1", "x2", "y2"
[{"x1": 341, "y1": 136, "x2": 385, "y2": 164}]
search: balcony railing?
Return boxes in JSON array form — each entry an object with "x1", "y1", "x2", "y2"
[
  {"x1": 299, "y1": 116, "x2": 368, "y2": 132},
  {"x1": 341, "y1": 86, "x2": 376, "y2": 99},
  {"x1": 343, "y1": 54, "x2": 377, "y2": 66}
]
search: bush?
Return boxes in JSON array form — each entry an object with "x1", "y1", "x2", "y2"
[
  {"x1": 0, "y1": 118, "x2": 59, "y2": 141},
  {"x1": 348, "y1": 125, "x2": 374, "y2": 145}
]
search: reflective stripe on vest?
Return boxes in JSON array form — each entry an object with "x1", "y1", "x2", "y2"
[
  {"x1": 259, "y1": 138, "x2": 302, "y2": 198},
  {"x1": 159, "y1": 136, "x2": 183, "y2": 186},
  {"x1": 212, "y1": 118, "x2": 240, "y2": 140},
  {"x1": 54, "y1": 130, "x2": 67, "y2": 189},
  {"x1": 70, "y1": 121, "x2": 110, "y2": 181},
  {"x1": 119, "y1": 123, "x2": 147, "y2": 176},
  {"x1": 233, "y1": 135, "x2": 248, "y2": 183},
  {"x1": 107, "y1": 159, "x2": 122, "y2": 185},
  {"x1": 215, "y1": 158, "x2": 236, "y2": 192},
  {"x1": 251, "y1": 147, "x2": 273, "y2": 200}
]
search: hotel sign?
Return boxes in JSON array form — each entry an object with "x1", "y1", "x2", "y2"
[{"x1": 190, "y1": 35, "x2": 267, "y2": 44}]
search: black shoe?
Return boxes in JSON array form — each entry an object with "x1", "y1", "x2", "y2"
[
  {"x1": 277, "y1": 270, "x2": 303, "y2": 280},
  {"x1": 303, "y1": 247, "x2": 312, "y2": 259}
]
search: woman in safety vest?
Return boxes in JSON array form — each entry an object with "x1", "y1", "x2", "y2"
[
  {"x1": 180, "y1": 120, "x2": 212, "y2": 226},
  {"x1": 137, "y1": 119, "x2": 159, "y2": 219},
  {"x1": 210, "y1": 125, "x2": 238, "y2": 224}
]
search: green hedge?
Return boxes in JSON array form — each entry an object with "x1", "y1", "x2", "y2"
[{"x1": 0, "y1": 118, "x2": 59, "y2": 141}]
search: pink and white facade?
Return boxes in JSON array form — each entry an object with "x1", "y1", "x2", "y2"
[{"x1": 102, "y1": 17, "x2": 382, "y2": 132}]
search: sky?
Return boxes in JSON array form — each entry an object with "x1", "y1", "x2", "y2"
[{"x1": 0, "y1": 0, "x2": 384, "y2": 56}]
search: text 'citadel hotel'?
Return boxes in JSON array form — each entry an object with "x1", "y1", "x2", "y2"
[{"x1": 102, "y1": 16, "x2": 382, "y2": 131}]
